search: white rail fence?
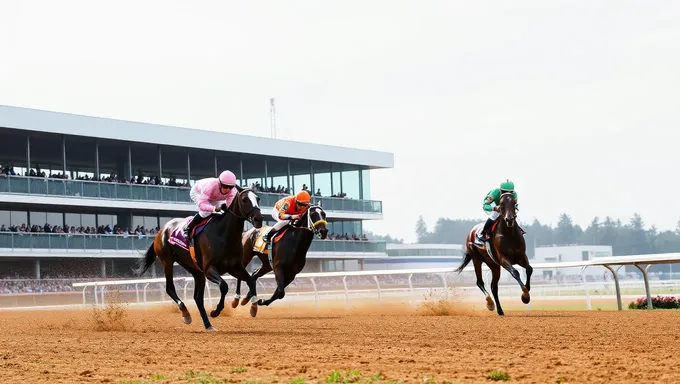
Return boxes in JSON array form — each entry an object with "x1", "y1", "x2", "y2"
[{"x1": 70, "y1": 253, "x2": 680, "y2": 311}]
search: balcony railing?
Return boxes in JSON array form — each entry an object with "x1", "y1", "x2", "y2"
[
  {"x1": 0, "y1": 176, "x2": 382, "y2": 214},
  {"x1": 0, "y1": 232, "x2": 387, "y2": 254}
]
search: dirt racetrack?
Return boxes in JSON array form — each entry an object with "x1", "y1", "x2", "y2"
[{"x1": 1, "y1": 297, "x2": 679, "y2": 384}]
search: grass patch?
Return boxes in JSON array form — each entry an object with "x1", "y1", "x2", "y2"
[
  {"x1": 184, "y1": 370, "x2": 224, "y2": 384},
  {"x1": 231, "y1": 366, "x2": 247, "y2": 373},
  {"x1": 487, "y1": 370, "x2": 509, "y2": 381}
]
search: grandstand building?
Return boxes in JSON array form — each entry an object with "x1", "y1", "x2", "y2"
[{"x1": 0, "y1": 105, "x2": 394, "y2": 280}]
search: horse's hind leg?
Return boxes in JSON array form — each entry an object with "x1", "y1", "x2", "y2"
[
  {"x1": 205, "y1": 266, "x2": 229, "y2": 318},
  {"x1": 226, "y1": 263, "x2": 259, "y2": 317},
  {"x1": 257, "y1": 267, "x2": 287, "y2": 307},
  {"x1": 190, "y1": 271, "x2": 215, "y2": 331},
  {"x1": 232, "y1": 279, "x2": 242, "y2": 308},
  {"x1": 234, "y1": 244, "x2": 256, "y2": 308},
  {"x1": 472, "y1": 254, "x2": 494, "y2": 312},
  {"x1": 241, "y1": 253, "x2": 272, "y2": 306},
  {"x1": 161, "y1": 251, "x2": 191, "y2": 324}
]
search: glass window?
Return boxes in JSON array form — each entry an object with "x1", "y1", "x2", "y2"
[
  {"x1": 313, "y1": 162, "x2": 332, "y2": 198},
  {"x1": 341, "y1": 170, "x2": 360, "y2": 199},
  {"x1": 159, "y1": 217, "x2": 173, "y2": 226},
  {"x1": 10, "y1": 211, "x2": 27, "y2": 227},
  {"x1": 361, "y1": 169, "x2": 371, "y2": 200},
  {"x1": 289, "y1": 159, "x2": 311, "y2": 193},
  {"x1": 266, "y1": 156, "x2": 290, "y2": 194},
  {"x1": 65, "y1": 213, "x2": 80, "y2": 228},
  {"x1": 331, "y1": 169, "x2": 342, "y2": 196},
  {"x1": 29, "y1": 211, "x2": 47, "y2": 226},
  {"x1": 46, "y1": 212, "x2": 63, "y2": 227},
  {"x1": 81, "y1": 214, "x2": 96, "y2": 228},
  {"x1": 144, "y1": 216, "x2": 158, "y2": 229},
  {"x1": 242, "y1": 155, "x2": 266, "y2": 190},
  {"x1": 0, "y1": 210, "x2": 9, "y2": 226},
  {"x1": 98, "y1": 214, "x2": 116, "y2": 227}
]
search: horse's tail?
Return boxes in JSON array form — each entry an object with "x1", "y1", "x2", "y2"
[
  {"x1": 136, "y1": 241, "x2": 157, "y2": 276},
  {"x1": 455, "y1": 250, "x2": 473, "y2": 274}
]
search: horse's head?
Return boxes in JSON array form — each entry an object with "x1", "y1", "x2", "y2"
[
  {"x1": 298, "y1": 203, "x2": 328, "y2": 239},
  {"x1": 228, "y1": 186, "x2": 263, "y2": 228},
  {"x1": 498, "y1": 192, "x2": 517, "y2": 227}
]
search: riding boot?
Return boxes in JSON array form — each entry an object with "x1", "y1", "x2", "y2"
[
  {"x1": 183, "y1": 213, "x2": 203, "y2": 239},
  {"x1": 476, "y1": 218, "x2": 495, "y2": 241},
  {"x1": 262, "y1": 228, "x2": 277, "y2": 245}
]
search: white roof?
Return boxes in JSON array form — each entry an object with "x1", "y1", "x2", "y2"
[{"x1": 0, "y1": 105, "x2": 394, "y2": 169}]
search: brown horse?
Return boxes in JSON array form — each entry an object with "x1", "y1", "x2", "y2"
[
  {"x1": 232, "y1": 203, "x2": 329, "y2": 316},
  {"x1": 455, "y1": 191, "x2": 533, "y2": 316},
  {"x1": 137, "y1": 186, "x2": 263, "y2": 331}
]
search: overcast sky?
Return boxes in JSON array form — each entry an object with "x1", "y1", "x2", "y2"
[{"x1": 2, "y1": 1, "x2": 679, "y2": 242}]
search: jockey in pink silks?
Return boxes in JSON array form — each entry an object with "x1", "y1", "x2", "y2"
[{"x1": 183, "y1": 170, "x2": 238, "y2": 239}]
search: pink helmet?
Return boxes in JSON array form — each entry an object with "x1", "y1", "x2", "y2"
[{"x1": 219, "y1": 170, "x2": 237, "y2": 186}]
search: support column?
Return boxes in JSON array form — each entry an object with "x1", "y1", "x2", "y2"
[
  {"x1": 187, "y1": 150, "x2": 191, "y2": 183},
  {"x1": 358, "y1": 167, "x2": 363, "y2": 199},
  {"x1": 101, "y1": 259, "x2": 106, "y2": 278},
  {"x1": 35, "y1": 259, "x2": 41, "y2": 279},
  {"x1": 239, "y1": 155, "x2": 244, "y2": 186},
  {"x1": 95, "y1": 140, "x2": 100, "y2": 179},
  {"x1": 310, "y1": 162, "x2": 314, "y2": 193},
  {"x1": 287, "y1": 161, "x2": 292, "y2": 192},
  {"x1": 26, "y1": 135, "x2": 31, "y2": 172},
  {"x1": 127, "y1": 144, "x2": 132, "y2": 180},
  {"x1": 264, "y1": 158, "x2": 269, "y2": 189},
  {"x1": 214, "y1": 152, "x2": 218, "y2": 177},
  {"x1": 330, "y1": 164, "x2": 334, "y2": 195},
  {"x1": 62, "y1": 135, "x2": 67, "y2": 175},
  {"x1": 158, "y1": 146, "x2": 163, "y2": 181}
]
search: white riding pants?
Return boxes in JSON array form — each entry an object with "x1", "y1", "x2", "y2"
[
  {"x1": 270, "y1": 207, "x2": 291, "y2": 231},
  {"x1": 190, "y1": 188, "x2": 220, "y2": 218},
  {"x1": 485, "y1": 202, "x2": 500, "y2": 221}
]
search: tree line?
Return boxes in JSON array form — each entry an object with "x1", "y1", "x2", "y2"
[{"x1": 415, "y1": 213, "x2": 680, "y2": 258}]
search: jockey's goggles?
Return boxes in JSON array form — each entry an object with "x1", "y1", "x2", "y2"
[
  {"x1": 295, "y1": 200, "x2": 309, "y2": 206},
  {"x1": 220, "y1": 183, "x2": 235, "y2": 189}
]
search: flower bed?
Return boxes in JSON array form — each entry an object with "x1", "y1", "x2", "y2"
[{"x1": 628, "y1": 295, "x2": 680, "y2": 310}]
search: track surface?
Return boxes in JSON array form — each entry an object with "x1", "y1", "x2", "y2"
[{"x1": 1, "y1": 299, "x2": 679, "y2": 383}]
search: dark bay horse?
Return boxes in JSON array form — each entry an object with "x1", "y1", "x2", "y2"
[
  {"x1": 137, "y1": 186, "x2": 263, "y2": 331},
  {"x1": 455, "y1": 191, "x2": 533, "y2": 316},
  {"x1": 232, "y1": 203, "x2": 329, "y2": 316}
]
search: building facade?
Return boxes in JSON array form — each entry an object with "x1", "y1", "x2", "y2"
[{"x1": 0, "y1": 105, "x2": 394, "y2": 279}]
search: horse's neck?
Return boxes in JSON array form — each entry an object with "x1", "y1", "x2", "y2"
[{"x1": 218, "y1": 213, "x2": 244, "y2": 238}]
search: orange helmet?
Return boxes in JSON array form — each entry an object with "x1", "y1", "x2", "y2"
[{"x1": 295, "y1": 190, "x2": 311, "y2": 205}]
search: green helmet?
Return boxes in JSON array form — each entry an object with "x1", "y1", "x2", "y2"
[{"x1": 500, "y1": 179, "x2": 514, "y2": 192}]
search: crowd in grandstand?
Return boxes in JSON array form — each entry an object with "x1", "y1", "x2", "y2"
[
  {"x1": 2, "y1": 165, "x2": 350, "y2": 198},
  {"x1": 0, "y1": 223, "x2": 369, "y2": 240}
]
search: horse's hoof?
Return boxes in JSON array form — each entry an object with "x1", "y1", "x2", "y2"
[
  {"x1": 182, "y1": 315, "x2": 192, "y2": 324},
  {"x1": 250, "y1": 304, "x2": 258, "y2": 318},
  {"x1": 210, "y1": 309, "x2": 220, "y2": 318},
  {"x1": 485, "y1": 297, "x2": 495, "y2": 311},
  {"x1": 231, "y1": 298, "x2": 239, "y2": 309},
  {"x1": 206, "y1": 326, "x2": 217, "y2": 332},
  {"x1": 521, "y1": 295, "x2": 531, "y2": 304},
  {"x1": 240, "y1": 296, "x2": 250, "y2": 307}
]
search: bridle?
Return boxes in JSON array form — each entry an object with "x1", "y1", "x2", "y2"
[
  {"x1": 296, "y1": 204, "x2": 328, "y2": 237},
  {"x1": 225, "y1": 189, "x2": 261, "y2": 225}
]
